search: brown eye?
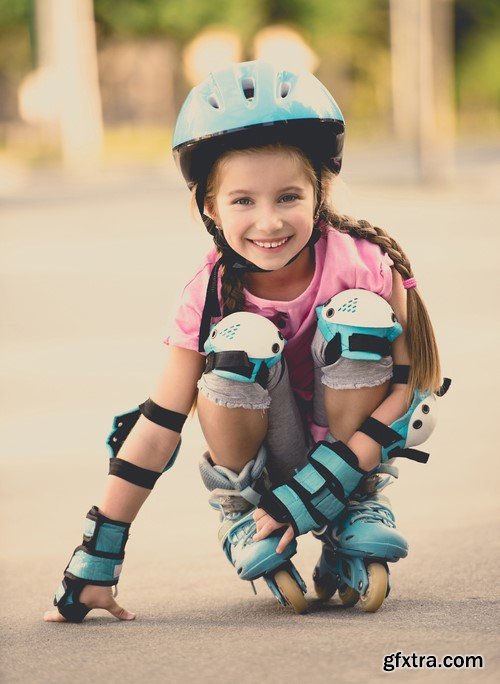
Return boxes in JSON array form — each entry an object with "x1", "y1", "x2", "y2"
[
  {"x1": 272, "y1": 343, "x2": 280, "y2": 354},
  {"x1": 422, "y1": 404, "x2": 430, "y2": 414},
  {"x1": 413, "y1": 420, "x2": 423, "y2": 429},
  {"x1": 326, "y1": 308, "x2": 335, "y2": 318}
]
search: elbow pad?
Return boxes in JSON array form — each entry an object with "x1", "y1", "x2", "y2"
[{"x1": 106, "y1": 399, "x2": 187, "y2": 488}]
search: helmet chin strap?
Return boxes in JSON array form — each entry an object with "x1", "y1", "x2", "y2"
[
  {"x1": 214, "y1": 224, "x2": 321, "y2": 273},
  {"x1": 197, "y1": 224, "x2": 322, "y2": 352},
  {"x1": 195, "y1": 167, "x2": 323, "y2": 351},
  {"x1": 196, "y1": 166, "x2": 323, "y2": 274}
]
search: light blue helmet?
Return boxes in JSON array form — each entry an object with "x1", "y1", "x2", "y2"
[{"x1": 172, "y1": 60, "x2": 345, "y2": 190}]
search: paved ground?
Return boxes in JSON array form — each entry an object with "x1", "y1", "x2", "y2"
[{"x1": 1, "y1": 146, "x2": 499, "y2": 682}]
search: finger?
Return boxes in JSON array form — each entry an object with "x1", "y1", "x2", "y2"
[
  {"x1": 253, "y1": 519, "x2": 282, "y2": 541},
  {"x1": 276, "y1": 526, "x2": 295, "y2": 554},
  {"x1": 43, "y1": 609, "x2": 67, "y2": 622},
  {"x1": 106, "y1": 599, "x2": 136, "y2": 621},
  {"x1": 252, "y1": 508, "x2": 267, "y2": 523},
  {"x1": 254, "y1": 514, "x2": 270, "y2": 532}
]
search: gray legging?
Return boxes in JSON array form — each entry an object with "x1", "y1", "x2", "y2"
[{"x1": 197, "y1": 326, "x2": 393, "y2": 484}]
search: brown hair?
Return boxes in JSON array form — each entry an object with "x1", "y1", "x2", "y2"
[{"x1": 193, "y1": 144, "x2": 442, "y2": 399}]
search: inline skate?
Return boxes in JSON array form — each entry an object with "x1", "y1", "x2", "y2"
[
  {"x1": 201, "y1": 449, "x2": 308, "y2": 613},
  {"x1": 312, "y1": 467, "x2": 407, "y2": 612}
]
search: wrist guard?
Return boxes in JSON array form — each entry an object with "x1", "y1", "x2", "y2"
[
  {"x1": 259, "y1": 441, "x2": 365, "y2": 536},
  {"x1": 53, "y1": 506, "x2": 131, "y2": 623}
]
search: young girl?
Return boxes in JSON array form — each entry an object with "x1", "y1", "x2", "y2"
[{"x1": 44, "y1": 60, "x2": 447, "y2": 622}]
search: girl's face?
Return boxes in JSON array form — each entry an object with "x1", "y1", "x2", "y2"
[{"x1": 208, "y1": 149, "x2": 316, "y2": 271}]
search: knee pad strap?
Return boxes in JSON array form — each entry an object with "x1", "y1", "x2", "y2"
[
  {"x1": 204, "y1": 350, "x2": 270, "y2": 388},
  {"x1": 203, "y1": 312, "x2": 284, "y2": 387},
  {"x1": 259, "y1": 441, "x2": 364, "y2": 536},
  {"x1": 316, "y1": 289, "x2": 402, "y2": 363}
]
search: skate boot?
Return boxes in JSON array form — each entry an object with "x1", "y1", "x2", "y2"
[
  {"x1": 200, "y1": 448, "x2": 308, "y2": 613},
  {"x1": 313, "y1": 466, "x2": 408, "y2": 612}
]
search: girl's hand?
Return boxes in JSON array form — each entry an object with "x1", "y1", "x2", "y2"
[
  {"x1": 43, "y1": 585, "x2": 136, "y2": 622},
  {"x1": 253, "y1": 508, "x2": 295, "y2": 553}
]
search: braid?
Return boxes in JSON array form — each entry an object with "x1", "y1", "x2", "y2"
[
  {"x1": 220, "y1": 263, "x2": 246, "y2": 316},
  {"x1": 322, "y1": 208, "x2": 442, "y2": 400},
  {"x1": 211, "y1": 223, "x2": 246, "y2": 316}
]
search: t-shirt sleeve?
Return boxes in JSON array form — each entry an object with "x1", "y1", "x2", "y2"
[
  {"x1": 353, "y1": 237, "x2": 394, "y2": 300},
  {"x1": 163, "y1": 259, "x2": 215, "y2": 353}
]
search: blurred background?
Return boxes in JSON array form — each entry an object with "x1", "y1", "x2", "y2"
[{"x1": 0, "y1": 0, "x2": 498, "y2": 178}]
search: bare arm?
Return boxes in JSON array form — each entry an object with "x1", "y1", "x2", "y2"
[
  {"x1": 45, "y1": 346, "x2": 205, "y2": 622},
  {"x1": 100, "y1": 346, "x2": 205, "y2": 522},
  {"x1": 347, "y1": 268, "x2": 410, "y2": 470}
]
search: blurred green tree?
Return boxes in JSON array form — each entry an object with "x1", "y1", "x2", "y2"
[{"x1": 0, "y1": 0, "x2": 498, "y2": 130}]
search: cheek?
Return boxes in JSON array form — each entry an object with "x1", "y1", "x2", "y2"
[{"x1": 220, "y1": 211, "x2": 246, "y2": 237}]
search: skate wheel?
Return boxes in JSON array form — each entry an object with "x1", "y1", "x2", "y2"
[
  {"x1": 359, "y1": 563, "x2": 388, "y2": 613},
  {"x1": 274, "y1": 570, "x2": 308, "y2": 614},
  {"x1": 338, "y1": 585, "x2": 360, "y2": 607},
  {"x1": 314, "y1": 577, "x2": 338, "y2": 601}
]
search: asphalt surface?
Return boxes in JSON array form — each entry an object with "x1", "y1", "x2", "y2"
[{"x1": 1, "y1": 146, "x2": 499, "y2": 682}]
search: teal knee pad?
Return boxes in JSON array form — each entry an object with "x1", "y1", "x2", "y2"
[
  {"x1": 316, "y1": 288, "x2": 402, "y2": 364},
  {"x1": 203, "y1": 312, "x2": 285, "y2": 388}
]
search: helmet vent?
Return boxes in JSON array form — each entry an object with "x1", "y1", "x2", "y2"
[
  {"x1": 207, "y1": 93, "x2": 220, "y2": 109},
  {"x1": 241, "y1": 77, "x2": 255, "y2": 101},
  {"x1": 279, "y1": 82, "x2": 291, "y2": 98}
]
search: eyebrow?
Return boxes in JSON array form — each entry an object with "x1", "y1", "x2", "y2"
[{"x1": 227, "y1": 186, "x2": 305, "y2": 196}]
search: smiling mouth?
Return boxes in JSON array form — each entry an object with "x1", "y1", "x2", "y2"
[{"x1": 248, "y1": 236, "x2": 292, "y2": 249}]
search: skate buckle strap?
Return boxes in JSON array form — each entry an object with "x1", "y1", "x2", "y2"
[
  {"x1": 217, "y1": 510, "x2": 255, "y2": 547},
  {"x1": 239, "y1": 485, "x2": 262, "y2": 507},
  {"x1": 348, "y1": 498, "x2": 396, "y2": 527},
  {"x1": 259, "y1": 441, "x2": 364, "y2": 536}
]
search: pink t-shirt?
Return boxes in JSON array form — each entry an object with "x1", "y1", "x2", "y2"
[{"x1": 164, "y1": 224, "x2": 393, "y2": 415}]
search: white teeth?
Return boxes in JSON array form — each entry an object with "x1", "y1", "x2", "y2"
[{"x1": 252, "y1": 237, "x2": 289, "y2": 249}]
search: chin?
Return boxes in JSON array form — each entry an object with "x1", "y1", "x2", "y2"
[{"x1": 247, "y1": 254, "x2": 291, "y2": 271}]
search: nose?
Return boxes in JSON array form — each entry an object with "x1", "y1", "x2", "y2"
[{"x1": 255, "y1": 204, "x2": 284, "y2": 234}]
